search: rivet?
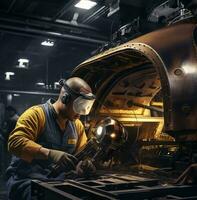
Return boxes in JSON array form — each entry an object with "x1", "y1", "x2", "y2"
[{"x1": 174, "y1": 68, "x2": 184, "y2": 76}]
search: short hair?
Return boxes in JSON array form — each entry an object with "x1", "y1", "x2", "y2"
[{"x1": 59, "y1": 77, "x2": 92, "y2": 100}]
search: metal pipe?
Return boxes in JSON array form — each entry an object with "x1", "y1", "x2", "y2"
[
  {"x1": 0, "y1": 89, "x2": 59, "y2": 96},
  {"x1": 52, "y1": 0, "x2": 79, "y2": 21},
  {"x1": 0, "y1": 13, "x2": 100, "y2": 32},
  {"x1": 0, "y1": 24, "x2": 108, "y2": 44},
  {"x1": 127, "y1": 100, "x2": 164, "y2": 113},
  {"x1": 82, "y1": 6, "x2": 108, "y2": 24}
]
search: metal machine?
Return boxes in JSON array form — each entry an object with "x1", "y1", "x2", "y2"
[{"x1": 32, "y1": 10, "x2": 197, "y2": 200}]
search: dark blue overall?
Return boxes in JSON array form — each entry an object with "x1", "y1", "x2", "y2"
[{"x1": 6, "y1": 100, "x2": 79, "y2": 200}]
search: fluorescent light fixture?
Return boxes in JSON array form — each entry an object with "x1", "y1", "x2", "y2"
[
  {"x1": 54, "y1": 81, "x2": 60, "y2": 90},
  {"x1": 18, "y1": 58, "x2": 29, "y2": 63},
  {"x1": 17, "y1": 58, "x2": 29, "y2": 68},
  {"x1": 41, "y1": 40, "x2": 54, "y2": 47},
  {"x1": 54, "y1": 82, "x2": 59, "y2": 85},
  {"x1": 5, "y1": 72, "x2": 15, "y2": 80},
  {"x1": 36, "y1": 82, "x2": 45, "y2": 86},
  {"x1": 5, "y1": 72, "x2": 15, "y2": 75},
  {"x1": 75, "y1": 0, "x2": 97, "y2": 10},
  {"x1": 7, "y1": 94, "x2": 12, "y2": 102},
  {"x1": 13, "y1": 94, "x2": 20, "y2": 97}
]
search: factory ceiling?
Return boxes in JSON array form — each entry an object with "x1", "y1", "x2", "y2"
[{"x1": 0, "y1": 0, "x2": 192, "y2": 92}]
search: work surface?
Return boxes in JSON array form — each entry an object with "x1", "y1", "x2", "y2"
[{"x1": 31, "y1": 171, "x2": 197, "y2": 200}]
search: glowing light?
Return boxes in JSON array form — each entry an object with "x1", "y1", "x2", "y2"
[
  {"x1": 41, "y1": 40, "x2": 54, "y2": 47},
  {"x1": 36, "y1": 82, "x2": 45, "y2": 86},
  {"x1": 182, "y1": 62, "x2": 197, "y2": 74},
  {"x1": 18, "y1": 58, "x2": 29, "y2": 63},
  {"x1": 75, "y1": 0, "x2": 97, "y2": 10},
  {"x1": 5, "y1": 72, "x2": 15, "y2": 80},
  {"x1": 17, "y1": 58, "x2": 29, "y2": 68},
  {"x1": 110, "y1": 133, "x2": 116, "y2": 139},
  {"x1": 13, "y1": 94, "x2": 20, "y2": 97},
  {"x1": 54, "y1": 82, "x2": 60, "y2": 90},
  {"x1": 96, "y1": 126, "x2": 103, "y2": 136}
]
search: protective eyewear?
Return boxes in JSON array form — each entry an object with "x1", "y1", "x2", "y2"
[{"x1": 73, "y1": 92, "x2": 95, "y2": 115}]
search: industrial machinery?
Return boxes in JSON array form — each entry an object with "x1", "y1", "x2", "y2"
[
  {"x1": 32, "y1": 6, "x2": 197, "y2": 200},
  {"x1": 47, "y1": 117, "x2": 128, "y2": 178}
]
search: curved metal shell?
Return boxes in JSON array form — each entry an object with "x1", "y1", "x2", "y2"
[{"x1": 72, "y1": 19, "x2": 197, "y2": 137}]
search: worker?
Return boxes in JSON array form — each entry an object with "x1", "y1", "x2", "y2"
[
  {"x1": 6, "y1": 77, "x2": 96, "y2": 200},
  {"x1": 1, "y1": 106, "x2": 19, "y2": 143},
  {"x1": 0, "y1": 106, "x2": 19, "y2": 174}
]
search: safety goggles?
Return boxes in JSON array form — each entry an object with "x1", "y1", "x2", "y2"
[
  {"x1": 59, "y1": 79, "x2": 95, "y2": 115},
  {"x1": 73, "y1": 92, "x2": 95, "y2": 115}
]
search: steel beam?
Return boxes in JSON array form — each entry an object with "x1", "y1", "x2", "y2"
[
  {"x1": 82, "y1": 6, "x2": 109, "y2": 24},
  {"x1": 0, "y1": 13, "x2": 99, "y2": 32},
  {"x1": 0, "y1": 89, "x2": 58, "y2": 96},
  {"x1": 0, "y1": 24, "x2": 107, "y2": 44},
  {"x1": 0, "y1": 13, "x2": 108, "y2": 44},
  {"x1": 52, "y1": 0, "x2": 79, "y2": 21}
]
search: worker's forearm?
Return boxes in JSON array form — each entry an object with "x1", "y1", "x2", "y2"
[{"x1": 34, "y1": 147, "x2": 50, "y2": 160}]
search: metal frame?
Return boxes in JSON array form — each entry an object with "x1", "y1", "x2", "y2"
[
  {"x1": 72, "y1": 20, "x2": 197, "y2": 136},
  {"x1": 31, "y1": 173, "x2": 197, "y2": 199},
  {"x1": 0, "y1": 13, "x2": 108, "y2": 44}
]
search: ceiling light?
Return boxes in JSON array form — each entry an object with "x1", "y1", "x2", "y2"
[
  {"x1": 13, "y1": 94, "x2": 20, "y2": 97},
  {"x1": 41, "y1": 40, "x2": 54, "y2": 47},
  {"x1": 7, "y1": 94, "x2": 12, "y2": 102},
  {"x1": 36, "y1": 82, "x2": 45, "y2": 86},
  {"x1": 18, "y1": 58, "x2": 29, "y2": 63},
  {"x1": 75, "y1": 0, "x2": 97, "y2": 10},
  {"x1": 54, "y1": 82, "x2": 60, "y2": 90},
  {"x1": 5, "y1": 72, "x2": 15, "y2": 80},
  {"x1": 17, "y1": 58, "x2": 29, "y2": 68}
]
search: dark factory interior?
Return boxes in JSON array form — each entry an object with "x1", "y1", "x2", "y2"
[{"x1": 0, "y1": 0, "x2": 197, "y2": 199}]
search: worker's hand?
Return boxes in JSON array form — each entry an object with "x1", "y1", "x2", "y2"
[
  {"x1": 76, "y1": 159, "x2": 96, "y2": 177},
  {"x1": 48, "y1": 149, "x2": 78, "y2": 170}
]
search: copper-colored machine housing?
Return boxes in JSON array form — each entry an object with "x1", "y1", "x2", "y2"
[
  {"x1": 32, "y1": 18, "x2": 197, "y2": 200},
  {"x1": 73, "y1": 18, "x2": 197, "y2": 140}
]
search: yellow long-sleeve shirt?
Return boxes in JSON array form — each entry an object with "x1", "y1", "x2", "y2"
[{"x1": 8, "y1": 105, "x2": 87, "y2": 162}]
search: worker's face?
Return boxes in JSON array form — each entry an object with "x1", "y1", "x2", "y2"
[{"x1": 64, "y1": 100, "x2": 80, "y2": 121}]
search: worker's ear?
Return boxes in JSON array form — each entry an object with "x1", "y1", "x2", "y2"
[
  {"x1": 61, "y1": 92, "x2": 71, "y2": 104},
  {"x1": 59, "y1": 79, "x2": 71, "y2": 104}
]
